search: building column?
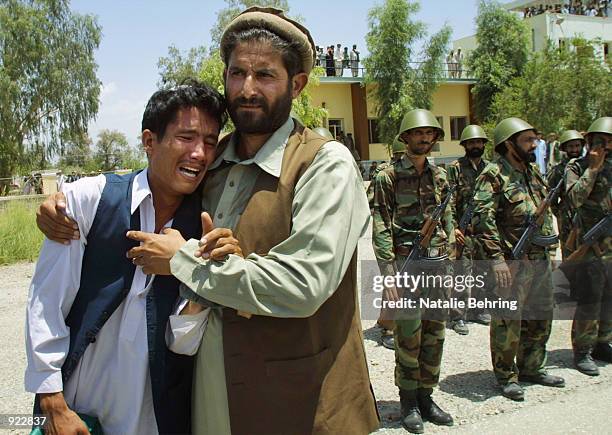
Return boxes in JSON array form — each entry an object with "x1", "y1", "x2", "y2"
[{"x1": 351, "y1": 83, "x2": 369, "y2": 160}]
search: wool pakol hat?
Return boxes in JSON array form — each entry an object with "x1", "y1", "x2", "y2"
[{"x1": 220, "y1": 6, "x2": 316, "y2": 74}]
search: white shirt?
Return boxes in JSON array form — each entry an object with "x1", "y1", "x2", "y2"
[{"x1": 25, "y1": 169, "x2": 163, "y2": 435}]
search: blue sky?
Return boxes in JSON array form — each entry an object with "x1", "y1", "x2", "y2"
[{"x1": 70, "y1": 0, "x2": 480, "y2": 144}]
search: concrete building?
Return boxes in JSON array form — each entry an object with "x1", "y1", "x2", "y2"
[
  {"x1": 454, "y1": 0, "x2": 612, "y2": 62},
  {"x1": 310, "y1": 65, "x2": 476, "y2": 165}
]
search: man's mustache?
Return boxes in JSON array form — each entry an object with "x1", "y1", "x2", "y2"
[
  {"x1": 418, "y1": 141, "x2": 431, "y2": 146},
  {"x1": 231, "y1": 96, "x2": 268, "y2": 110}
]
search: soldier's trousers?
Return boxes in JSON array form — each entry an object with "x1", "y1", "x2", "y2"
[
  {"x1": 571, "y1": 258, "x2": 612, "y2": 352},
  {"x1": 394, "y1": 261, "x2": 449, "y2": 392},
  {"x1": 450, "y1": 256, "x2": 488, "y2": 321},
  {"x1": 490, "y1": 255, "x2": 554, "y2": 385},
  {"x1": 395, "y1": 318, "x2": 446, "y2": 391}
]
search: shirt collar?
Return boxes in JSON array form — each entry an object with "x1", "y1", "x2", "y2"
[
  {"x1": 399, "y1": 153, "x2": 433, "y2": 174},
  {"x1": 210, "y1": 117, "x2": 295, "y2": 178},
  {"x1": 131, "y1": 168, "x2": 153, "y2": 214}
]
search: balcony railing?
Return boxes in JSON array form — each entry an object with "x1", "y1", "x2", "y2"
[{"x1": 318, "y1": 62, "x2": 475, "y2": 80}]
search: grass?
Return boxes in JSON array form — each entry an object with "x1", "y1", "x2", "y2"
[{"x1": 0, "y1": 200, "x2": 45, "y2": 265}]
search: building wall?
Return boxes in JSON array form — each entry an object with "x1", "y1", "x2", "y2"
[
  {"x1": 455, "y1": 13, "x2": 612, "y2": 61},
  {"x1": 310, "y1": 83, "x2": 354, "y2": 136},
  {"x1": 529, "y1": 13, "x2": 612, "y2": 60},
  {"x1": 310, "y1": 81, "x2": 472, "y2": 162}
]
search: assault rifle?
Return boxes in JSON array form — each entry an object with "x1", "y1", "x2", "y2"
[
  {"x1": 562, "y1": 213, "x2": 612, "y2": 264},
  {"x1": 399, "y1": 185, "x2": 457, "y2": 274},
  {"x1": 455, "y1": 197, "x2": 476, "y2": 260},
  {"x1": 511, "y1": 177, "x2": 564, "y2": 260}
]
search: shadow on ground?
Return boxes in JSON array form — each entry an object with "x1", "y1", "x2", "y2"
[
  {"x1": 376, "y1": 400, "x2": 402, "y2": 429},
  {"x1": 439, "y1": 370, "x2": 500, "y2": 402}
]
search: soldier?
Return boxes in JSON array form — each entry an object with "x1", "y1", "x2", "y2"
[
  {"x1": 372, "y1": 109, "x2": 455, "y2": 433},
  {"x1": 369, "y1": 135, "x2": 410, "y2": 350},
  {"x1": 447, "y1": 125, "x2": 492, "y2": 335},
  {"x1": 565, "y1": 116, "x2": 612, "y2": 376},
  {"x1": 472, "y1": 117, "x2": 565, "y2": 402},
  {"x1": 547, "y1": 130, "x2": 585, "y2": 259}
]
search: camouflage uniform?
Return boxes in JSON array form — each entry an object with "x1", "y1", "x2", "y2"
[
  {"x1": 472, "y1": 156, "x2": 557, "y2": 385},
  {"x1": 372, "y1": 154, "x2": 455, "y2": 391},
  {"x1": 565, "y1": 157, "x2": 612, "y2": 353},
  {"x1": 447, "y1": 156, "x2": 489, "y2": 321}
]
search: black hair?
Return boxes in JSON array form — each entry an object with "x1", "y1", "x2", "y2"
[
  {"x1": 142, "y1": 79, "x2": 227, "y2": 140},
  {"x1": 222, "y1": 28, "x2": 303, "y2": 77}
]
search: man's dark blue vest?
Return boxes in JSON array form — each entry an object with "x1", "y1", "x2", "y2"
[{"x1": 34, "y1": 171, "x2": 201, "y2": 434}]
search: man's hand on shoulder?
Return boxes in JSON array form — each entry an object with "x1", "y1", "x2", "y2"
[
  {"x1": 39, "y1": 392, "x2": 89, "y2": 435},
  {"x1": 36, "y1": 192, "x2": 80, "y2": 244}
]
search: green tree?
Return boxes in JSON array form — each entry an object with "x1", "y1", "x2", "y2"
[
  {"x1": 412, "y1": 25, "x2": 452, "y2": 110},
  {"x1": 365, "y1": 0, "x2": 450, "y2": 149},
  {"x1": 491, "y1": 38, "x2": 612, "y2": 133},
  {"x1": 94, "y1": 130, "x2": 128, "y2": 171},
  {"x1": 468, "y1": 0, "x2": 529, "y2": 122},
  {"x1": 0, "y1": 0, "x2": 102, "y2": 180},
  {"x1": 58, "y1": 133, "x2": 94, "y2": 169}
]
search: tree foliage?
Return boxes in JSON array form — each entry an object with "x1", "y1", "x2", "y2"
[
  {"x1": 468, "y1": 0, "x2": 530, "y2": 122},
  {"x1": 0, "y1": 0, "x2": 102, "y2": 178},
  {"x1": 412, "y1": 24, "x2": 452, "y2": 110},
  {"x1": 94, "y1": 129, "x2": 137, "y2": 171},
  {"x1": 365, "y1": 0, "x2": 451, "y2": 149},
  {"x1": 490, "y1": 39, "x2": 612, "y2": 134}
]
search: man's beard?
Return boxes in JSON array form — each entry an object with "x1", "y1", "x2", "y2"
[
  {"x1": 512, "y1": 143, "x2": 536, "y2": 163},
  {"x1": 566, "y1": 150, "x2": 582, "y2": 159},
  {"x1": 227, "y1": 86, "x2": 293, "y2": 134},
  {"x1": 408, "y1": 141, "x2": 434, "y2": 156},
  {"x1": 466, "y1": 147, "x2": 484, "y2": 158}
]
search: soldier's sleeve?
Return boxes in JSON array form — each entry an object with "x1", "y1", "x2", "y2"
[
  {"x1": 471, "y1": 167, "x2": 504, "y2": 261},
  {"x1": 371, "y1": 168, "x2": 396, "y2": 271},
  {"x1": 566, "y1": 160, "x2": 597, "y2": 209},
  {"x1": 446, "y1": 163, "x2": 460, "y2": 225},
  {"x1": 439, "y1": 169, "x2": 457, "y2": 260}
]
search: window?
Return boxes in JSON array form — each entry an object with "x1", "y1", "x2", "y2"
[
  {"x1": 327, "y1": 119, "x2": 343, "y2": 139},
  {"x1": 450, "y1": 116, "x2": 468, "y2": 141},
  {"x1": 368, "y1": 118, "x2": 381, "y2": 143}
]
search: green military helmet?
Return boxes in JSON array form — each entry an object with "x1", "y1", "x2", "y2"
[
  {"x1": 558, "y1": 129, "x2": 584, "y2": 151},
  {"x1": 493, "y1": 117, "x2": 535, "y2": 152},
  {"x1": 585, "y1": 117, "x2": 612, "y2": 139},
  {"x1": 391, "y1": 135, "x2": 405, "y2": 155},
  {"x1": 459, "y1": 124, "x2": 488, "y2": 145},
  {"x1": 312, "y1": 127, "x2": 335, "y2": 140},
  {"x1": 399, "y1": 109, "x2": 445, "y2": 140}
]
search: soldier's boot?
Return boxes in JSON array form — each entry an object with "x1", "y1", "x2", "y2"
[
  {"x1": 592, "y1": 342, "x2": 612, "y2": 363},
  {"x1": 381, "y1": 329, "x2": 395, "y2": 350},
  {"x1": 417, "y1": 388, "x2": 453, "y2": 427},
  {"x1": 518, "y1": 372, "x2": 565, "y2": 388},
  {"x1": 399, "y1": 389, "x2": 424, "y2": 434},
  {"x1": 450, "y1": 319, "x2": 469, "y2": 335},
  {"x1": 501, "y1": 382, "x2": 524, "y2": 401},
  {"x1": 574, "y1": 351, "x2": 600, "y2": 376}
]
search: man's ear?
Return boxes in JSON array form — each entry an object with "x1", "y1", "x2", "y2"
[
  {"x1": 290, "y1": 72, "x2": 309, "y2": 99},
  {"x1": 142, "y1": 129, "x2": 156, "y2": 157}
]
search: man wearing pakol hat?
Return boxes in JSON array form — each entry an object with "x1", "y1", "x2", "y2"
[
  {"x1": 372, "y1": 109, "x2": 455, "y2": 433},
  {"x1": 447, "y1": 125, "x2": 492, "y2": 335},
  {"x1": 565, "y1": 117, "x2": 612, "y2": 376},
  {"x1": 128, "y1": 7, "x2": 378, "y2": 435},
  {"x1": 471, "y1": 117, "x2": 565, "y2": 402}
]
